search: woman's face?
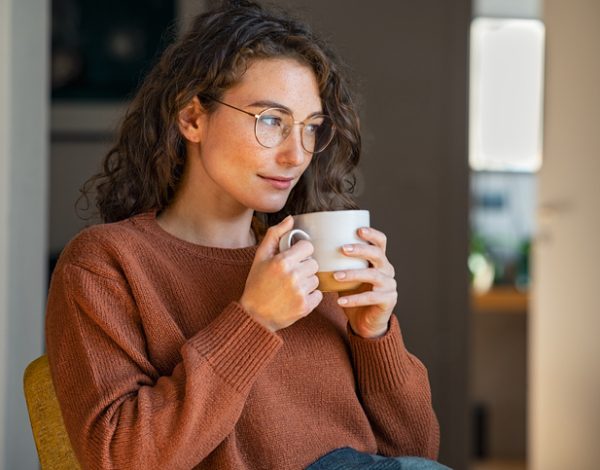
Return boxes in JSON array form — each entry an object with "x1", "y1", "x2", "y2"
[{"x1": 195, "y1": 57, "x2": 322, "y2": 214}]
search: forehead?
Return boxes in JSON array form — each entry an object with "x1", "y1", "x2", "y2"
[{"x1": 224, "y1": 58, "x2": 322, "y2": 116}]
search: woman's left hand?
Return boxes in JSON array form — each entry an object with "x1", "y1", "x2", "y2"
[{"x1": 335, "y1": 227, "x2": 398, "y2": 339}]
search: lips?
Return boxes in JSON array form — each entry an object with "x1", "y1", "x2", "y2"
[{"x1": 259, "y1": 175, "x2": 294, "y2": 190}]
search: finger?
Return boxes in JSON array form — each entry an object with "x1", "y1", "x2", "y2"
[
  {"x1": 298, "y1": 257, "x2": 319, "y2": 277},
  {"x1": 304, "y1": 274, "x2": 320, "y2": 293},
  {"x1": 333, "y1": 268, "x2": 396, "y2": 290},
  {"x1": 337, "y1": 288, "x2": 397, "y2": 309},
  {"x1": 288, "y1": 266, "x2": 319, "y2": 295},
  {"x1": 356, "y1": 227, "x2": 387, "y2": 251},
  {"x1": 256, "y1": 215, "x2": 294, "y2": 260},
  {"x1": 296, "y1": 263, "x2": 319, "y2": 295},
  {"x1": 281, "y1": 239, "x2": 315, "y2": 264},
  {"x1": 306, "y1": 288, "x2": 324, "y2": 313},
  {"x1": 341, "y1": 243, "x2": 394, "y2": 275}
]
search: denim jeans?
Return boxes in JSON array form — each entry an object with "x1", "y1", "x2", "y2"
[{"x1": 306, "y1": 447, "x2": 452, "y2": 470}]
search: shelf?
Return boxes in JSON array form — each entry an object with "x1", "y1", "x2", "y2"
[
  {"x1": 471, "y1": 459, "x2": 526, "y2": 470},
  {"x1": 471, "y1": 286, "x2": 529, "y2": 314}
]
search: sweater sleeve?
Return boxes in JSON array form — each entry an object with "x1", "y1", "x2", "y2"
[
  {"x1": 347, "y1": 314, "x2": 440, "y2": 460},
  {"x1": 45, "y1": 261, "x2": 282, "y2": 470}
]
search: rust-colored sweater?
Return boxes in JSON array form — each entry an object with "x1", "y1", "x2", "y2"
[{"x1": 45, "y1": 212, "x2": 440, "y2": 470}]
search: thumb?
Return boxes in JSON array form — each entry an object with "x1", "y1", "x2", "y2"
[{"x1": 255, "y1": 215, "x2": 294, "y2": 260}]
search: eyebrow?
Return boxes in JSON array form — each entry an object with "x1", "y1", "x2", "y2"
[{"x1": 247, "y1": 100, "x2": 324, "y2": 118}]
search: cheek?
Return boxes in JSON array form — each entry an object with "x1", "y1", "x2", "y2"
[
  {"x1": 201, "y1": 138, "x2": 261, "y2": 187},
  {"x1": 205, "y1": 112, "x2": 254, "y2": 151},
  {"x1": 216, "y1": 134, "x2": 261, "y2": 169},
  {"x1": 202, "y1": 124, "x2": 249, "y2": 166}
]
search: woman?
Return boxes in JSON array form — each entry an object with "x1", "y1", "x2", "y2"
[{"x1": 46, "y1": 1, "x2": 446, "y2": 469}]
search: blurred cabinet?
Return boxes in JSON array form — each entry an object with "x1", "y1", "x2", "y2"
[{"x1": 471, "y1": 287, "x2": 528, "y2": 468}]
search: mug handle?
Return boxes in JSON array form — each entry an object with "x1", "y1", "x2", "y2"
[{"x1": 278, "y1": 229, "x2": 311, "y2": 253}]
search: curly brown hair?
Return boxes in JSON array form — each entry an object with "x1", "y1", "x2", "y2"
[{"x1": 80, "y1": 0, "x2": 361, "y2": 227}]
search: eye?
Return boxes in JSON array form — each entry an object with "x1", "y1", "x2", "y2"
[
  {"x1": 259, "y1": 114, "x2": 283, "y2": 127},
  {"x1": 304, "y1": 118, "x2": 325, "y2": 136},
  {"x1": 304, "y1": 123, "x2": 320, "y2": 136}
]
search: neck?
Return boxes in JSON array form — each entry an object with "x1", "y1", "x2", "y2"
[
  {"x1": 157, "y1": 205, "x2": 256, "y2": 249},
  {"x1": 156, "y1": 171, "x2": 256, "y2": 249}
]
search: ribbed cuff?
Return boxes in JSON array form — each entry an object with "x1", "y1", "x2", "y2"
[
  {"x1": 347, "y1": 314, "x2": 416, "y2": 392},
  {"x1": 188, "y1": 301, "x2": 283, "y2": 393}
]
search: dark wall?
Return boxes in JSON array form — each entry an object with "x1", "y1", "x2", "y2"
[{"x1": 277, "y1": 2, "x2": 471, "y2": 468}]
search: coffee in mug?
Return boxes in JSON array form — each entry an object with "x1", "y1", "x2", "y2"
[{"x1": 278, "y1": 210, "x2": 370, "y2": 292}]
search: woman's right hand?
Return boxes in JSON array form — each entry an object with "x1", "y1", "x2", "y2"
[{"x1": 240, "y1": 216, "x2": 323, "y2": 332}]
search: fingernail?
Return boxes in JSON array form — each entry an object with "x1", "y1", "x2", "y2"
[
  {"x1": 334, "y1": 271, "x2": 346, "y2": 280},
  {"x1": 343, "y1": 244, "x2": 354, "y2": 252},
  {"x1": 338, "y1": 298, "x2": 348, "y2": 305},
  {"x1": 360, "y1": 227, "x2": 369, "y2": 234}
]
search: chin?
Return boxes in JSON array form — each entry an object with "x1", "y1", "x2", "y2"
[
  {"x1": 251, "y1": 199, "x2": 288, "y2": 214},
  {"x1": 253, "y1": 205, "x2": 287, "y2": 214},
  {"x1": 242, "y1": 188, "x2": 293, "y2": 214}
]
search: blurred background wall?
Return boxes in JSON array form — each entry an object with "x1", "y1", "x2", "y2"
[
  {"x1": 530, "y1": 1, "x2": 600, "y2": 468},
  {"x1": 0, "y1": 1, "x2": 49, "y2": 469}
]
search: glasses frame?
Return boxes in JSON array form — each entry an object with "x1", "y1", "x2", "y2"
[{"x1": 203, "y1": 96, "x2": 335, "y2": 154}]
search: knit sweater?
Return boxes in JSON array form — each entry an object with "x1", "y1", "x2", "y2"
[{"x1": 45, "y1": 212, "x2": 440, "y2": 470}]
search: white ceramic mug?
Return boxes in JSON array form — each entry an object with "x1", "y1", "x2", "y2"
[{"x1": 278, "y1": 210, "x2": 370, "y2": 292}]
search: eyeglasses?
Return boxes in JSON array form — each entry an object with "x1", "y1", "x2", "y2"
[{"x1": 204, "y1": 96, "x2": 335, "y2": 154}]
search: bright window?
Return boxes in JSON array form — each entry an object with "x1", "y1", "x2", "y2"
[{"x1": 469, "y1": 18, "x2": 545, "y2": 172}]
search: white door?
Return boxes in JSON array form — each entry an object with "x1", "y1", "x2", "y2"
[{"x1": 530, "y1": 1, "x2": 600, "y2": 469}]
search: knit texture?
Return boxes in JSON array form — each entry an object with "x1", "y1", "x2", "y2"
[{"x1": 45, "y1": 212, "x2": 440, "y2": 470}]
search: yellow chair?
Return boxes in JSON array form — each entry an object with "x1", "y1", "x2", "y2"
[{"x1": 23, "y1": 355, "x2": 81, "y2": 469}]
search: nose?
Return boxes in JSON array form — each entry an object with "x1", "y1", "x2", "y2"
[{"x1": 277, "y1": 125, "x2": 307, "y2": 167}]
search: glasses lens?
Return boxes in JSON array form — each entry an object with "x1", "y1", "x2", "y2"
[
  {"x1": 255, "y1": 108, "x2": 293, "y2": 148},
  {"x1": 302, "y1": 115, "x2": 334, "y2": 153}
]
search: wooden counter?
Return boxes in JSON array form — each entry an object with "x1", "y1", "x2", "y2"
[{"x1": 471, "y1": 286, "x2": 529, "y2": 314}]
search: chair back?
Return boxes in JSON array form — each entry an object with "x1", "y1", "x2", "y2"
[{"x1": 23, "y1": 355, "x2": 81, "y2": 469}]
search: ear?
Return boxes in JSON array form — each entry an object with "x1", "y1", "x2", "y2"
[{"x1": 178, "y1": 96, "x2": 206, "y2": 143}]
